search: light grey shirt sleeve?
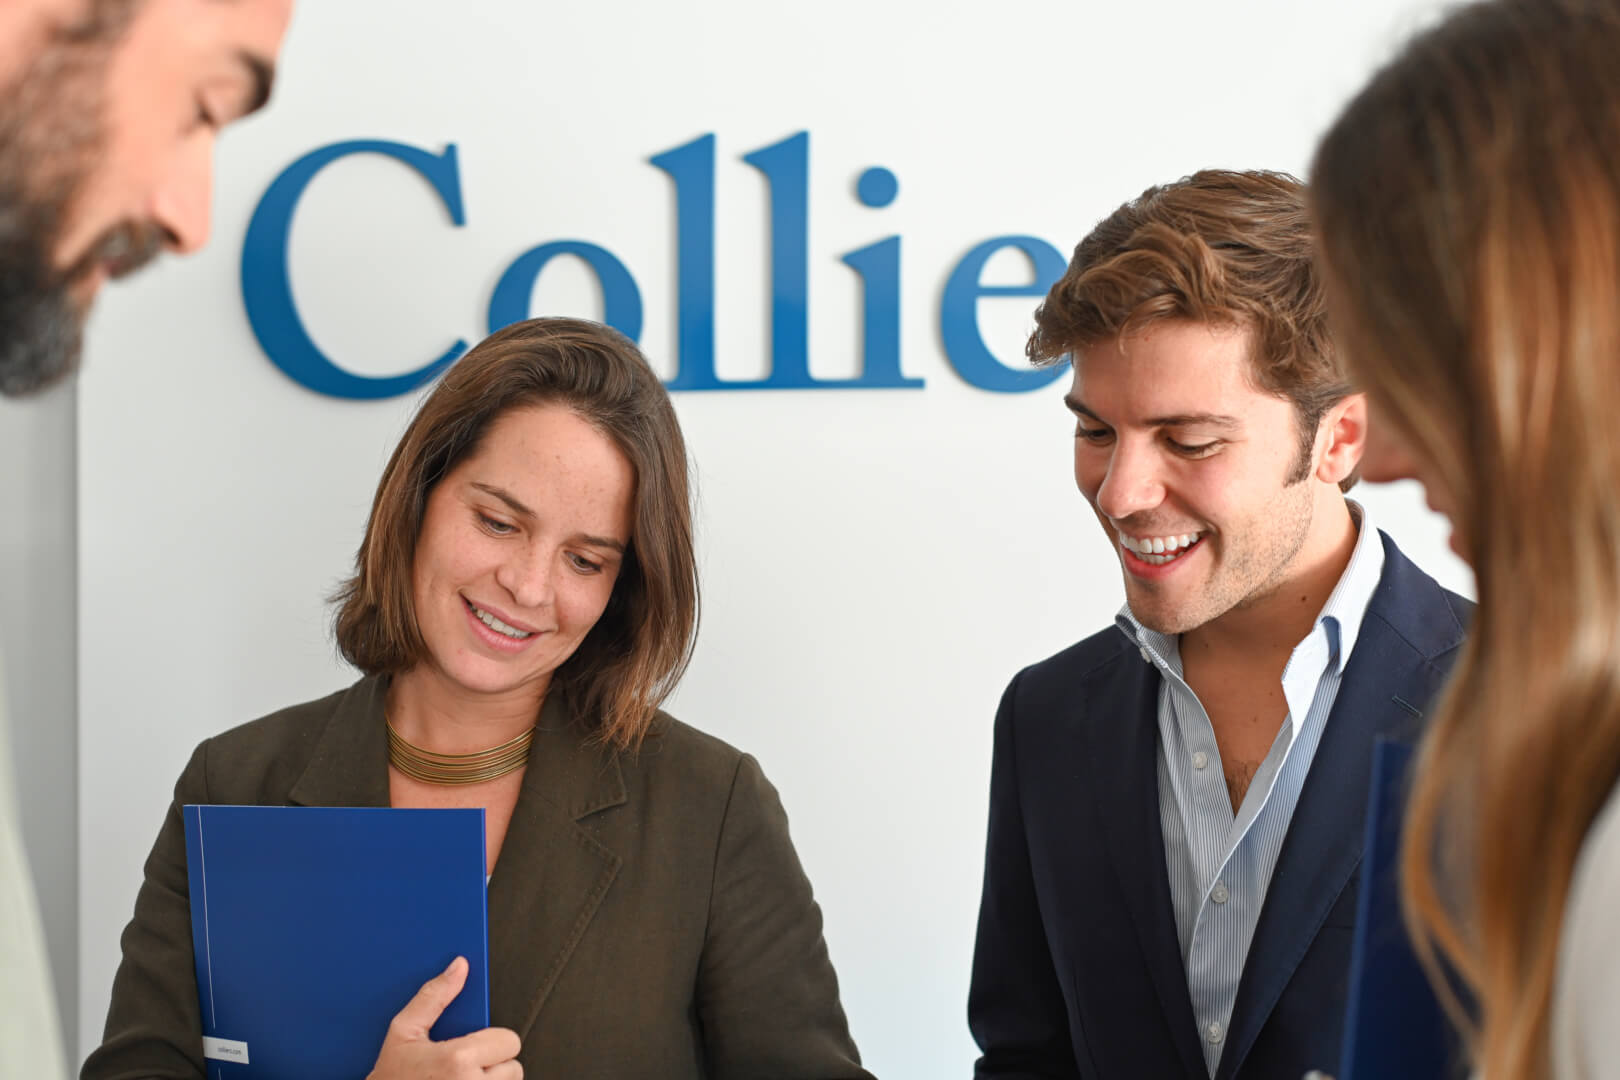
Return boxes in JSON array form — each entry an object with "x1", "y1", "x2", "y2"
[
  {"x1": 1553, "y1": 781, "x2": 1620, "y2": 1080},
  {"x1": 0, "y1": 654, "x2": 69, "y2": 1080}
]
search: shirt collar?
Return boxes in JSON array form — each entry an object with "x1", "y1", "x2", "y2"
[
  {"x1": 1314, "y1": 499, "x2": 1385, "y2": 671},
  {"x1": 1115, "y1": 498, "x2": 1386, "y2": 678}
]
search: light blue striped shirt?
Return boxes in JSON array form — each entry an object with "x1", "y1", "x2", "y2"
[{"x1": 1116, "y1": 501, "x2": 1385, "y2": 1077}]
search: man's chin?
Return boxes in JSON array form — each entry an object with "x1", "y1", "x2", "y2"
[
  {"x1": 0, "y1": 287, "x2": 85, "y2": 397},
  {"x1": 1124, "y1": 585, "x2": 1206, "y2": 638},
  {"x1": 1136, "y1": 614, "x2": 1200, "y2": 637}
]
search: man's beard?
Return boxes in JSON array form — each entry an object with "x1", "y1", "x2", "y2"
[
  {"x1": 0, "y1": 195, "x2": 165, "y2": 397},
  {"x1": 0, "y1": 3, "x2": 162, "y2": 398},
  {"x1": 0, "y1": 178, "x2": 90, "y2": 397}
]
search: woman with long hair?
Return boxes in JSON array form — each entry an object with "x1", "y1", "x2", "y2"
[{"x1": 1310, "y1": 1, "x2": 1620, "y2": 1077}]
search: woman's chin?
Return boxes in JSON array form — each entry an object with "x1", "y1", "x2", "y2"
[{"x1": 418, "y1": 653, "x2": 552, "y2": 702}]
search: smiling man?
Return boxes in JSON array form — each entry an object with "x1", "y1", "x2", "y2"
[
  {"x1": 0, "y1": 2, "x2": 293, "y2": 1076},
  {"x1": 967, "y1": 171, "x2": 1471, "y2": 1080}
]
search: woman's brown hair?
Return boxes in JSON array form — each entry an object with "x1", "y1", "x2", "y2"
[
  {"x1": 333, "y1": 317, "x2": 699, "y2": 751},
  {"x1": 1311, "y1": 2, "x2": 1620, "y2": 1075}
]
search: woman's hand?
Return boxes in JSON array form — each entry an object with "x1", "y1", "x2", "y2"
[{"x1": 367, "y1": 957, "x2": 523, "y2": 1079}]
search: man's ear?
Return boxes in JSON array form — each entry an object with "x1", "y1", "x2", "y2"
[{"x1": 1315, "y1": 393, "x2": 1367, "y2": 486}]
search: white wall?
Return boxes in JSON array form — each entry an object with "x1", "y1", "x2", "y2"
[{"x1": 72, "y1": 1, "x2": 1470, "y2": 1076}]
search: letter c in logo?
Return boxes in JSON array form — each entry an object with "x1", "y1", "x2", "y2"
[{"x1": 241, "y1": 140, "x2": 467, "y2": 400}]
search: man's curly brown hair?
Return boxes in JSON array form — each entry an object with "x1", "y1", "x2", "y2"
[{"x1": 1029, "y1": 169, "x2": 1355, "y2": 489}]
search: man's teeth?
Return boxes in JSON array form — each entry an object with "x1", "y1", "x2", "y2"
[
  {"x1": 1120, "y1": 532, "x2": 1202, "y2": 565},
  {"x1": 470, "y1": 603, "x2": 533, "y2": 639}
]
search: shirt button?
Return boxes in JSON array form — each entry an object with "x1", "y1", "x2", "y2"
[
  {"x1": 1206, "y1": 1021, "x2": 1223, "y2": 1044},
  {"x1": 1211, "y1": 883, "x2": 1230, "y2": 905},
  {"x1": 1139, "y1": 646, "x2": 1152, "y2": 663},
  {"x1": 1192, "y1": 751, "x2": 1209, "y2": 770}
]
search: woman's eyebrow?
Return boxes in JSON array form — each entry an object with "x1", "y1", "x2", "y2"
[{"x1": 470, "y1": 482, "x2": 533, "y2": 518}]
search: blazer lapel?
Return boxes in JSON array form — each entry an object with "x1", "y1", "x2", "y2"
[
  {"x1": 486, "y1": 691, "x2": 626, "y2": 1038},
  {"x1": 1086, "y1": 649, "x2": 1208, "y2": 1080},
  {"x1": 1214, "y1": 537, "x2": 1467, "y2": 1080},
  {"x1": 285, "y1": 675, "x2": 392, "y2": 808}
]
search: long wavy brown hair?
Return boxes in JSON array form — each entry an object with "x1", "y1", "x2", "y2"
[{"x1": 1310, "y1": 2, "x2": 1620, "y2": 1076}]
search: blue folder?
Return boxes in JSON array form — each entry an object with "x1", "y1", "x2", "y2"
[
  {"x1": 182, "y1": 805, "x2": 489, "y2": 1079},
  {"x1": 1336, "y1": 739, "x2": 1465, "y2": 1080}
]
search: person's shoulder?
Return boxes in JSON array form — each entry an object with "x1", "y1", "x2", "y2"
[
  {"x1": 205, "y1": 680, "x2": 359, "y2": 754},
  {"x1": 613, "y1": 713, "x2": 777, "y2": 830},
  {"x1": 189, "y1": 678, "x2": 372, "y2": 799},
  {"x1": 1554, "y1": 781, "x2": 1620, "y2": 1073},
  {"x1": 1005, "y1": 624, "x2": 1138, "y2": 704},
  {"x1": 634, "y1": 712, "x2": 749, "y2": 782},
  {"x1": 1563, "y1": 782, "x2": 1620, "y2": 955},
  {"x1": 1376, "y1": 529, "x2": 1474, "y2": 618},
  {"x1": 1371, "y1": 530, "x2": 1475, "y2": 661}
]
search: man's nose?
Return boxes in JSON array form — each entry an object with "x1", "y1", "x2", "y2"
[
  {"x1": 1093, "y1": 443, "x2": 1166, "y2": 521},
  {"x1": 150, "y1": 138, "x2": 215, "y2": 255}
]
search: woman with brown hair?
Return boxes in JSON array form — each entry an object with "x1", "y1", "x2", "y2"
[
  {"x1": 1310, "y1": 1, "x2": 1620, "y2": 1077},
  {"x1": 83, "y1": 318, "x2": 870, "y2": 1079}
]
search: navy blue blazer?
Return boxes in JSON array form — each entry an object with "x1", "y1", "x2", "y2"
[{"x1": 969, "y1": 532, "x2": 1472, "y2": 1080}]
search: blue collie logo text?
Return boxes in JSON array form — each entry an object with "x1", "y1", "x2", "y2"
[{"x1": 241, "y1": 132, "x2": 1069, "y2": 400}]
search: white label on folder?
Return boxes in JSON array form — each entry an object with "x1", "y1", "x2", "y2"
[{"x1": 202, "y1": 1037, "x2": 250, "y2": 1064}]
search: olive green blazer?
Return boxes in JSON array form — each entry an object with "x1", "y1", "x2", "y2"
[{"x1": 83, "y1": 676, "x2": 871, "y2": 1080}]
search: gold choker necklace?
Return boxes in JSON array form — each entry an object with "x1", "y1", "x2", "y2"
[{"x1": 386, "y1": 721, "x2": 534, "y2": 786}]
